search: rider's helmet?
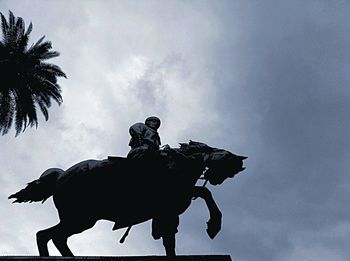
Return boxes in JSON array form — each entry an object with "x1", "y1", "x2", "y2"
[{"x1": 145, "y1": 116, "x2": 161, "y2": 131}]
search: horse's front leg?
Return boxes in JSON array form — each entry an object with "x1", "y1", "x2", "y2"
[{"x1": 192, "y1": 186, "x2": 222, "y2": 239}]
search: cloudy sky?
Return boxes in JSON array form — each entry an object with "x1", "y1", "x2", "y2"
[{"x1": 1, "y1": 0, "x2": 350, "y2": 260}]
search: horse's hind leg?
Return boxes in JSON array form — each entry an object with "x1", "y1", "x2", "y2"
[
  {"x1": 36, "y1": 222, "x2": 74, "y2": 256},
  {"x1": 36, "y1": 224, "x2": 60, "y2": 256},
  {"x1": 51, "y1": 228, "x2": 73, "y2": 257},
  {"x1": 52, "y1": 219, "x2": 96, "y2": 256}
]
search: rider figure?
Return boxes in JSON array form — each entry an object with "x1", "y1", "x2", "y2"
[
  {"x1": 126, "y1": 116, "x2": 179, "y2": 251},
  {"x1": 127, "y1": 116, "x2": 161, "y2": 160}
]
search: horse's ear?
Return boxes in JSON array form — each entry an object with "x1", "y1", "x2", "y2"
[
  {"x1": 238, "y1": 156, "x2": 248, "y2": 160},
  {"x1": 241, "y1": 167, "x2": 246, "y2": 171},
  {"x1": 179, "y1": 143, "x2": 188, "y2": 149}
]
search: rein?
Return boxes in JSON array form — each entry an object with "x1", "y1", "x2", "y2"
[
  {"x1": 192, "y1": 167, "x2": 209, "y2": 200},
  {"x1": 199, "y1": 167, "x2": 209, "y2": 188}
]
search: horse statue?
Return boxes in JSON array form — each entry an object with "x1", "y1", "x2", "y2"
[{"x1": 9, "y1": 140, "x2": 247, "y2": 257}]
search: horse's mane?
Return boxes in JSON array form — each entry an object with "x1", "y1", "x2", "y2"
[{"x1": 176, "y1": 140, "x2": 214, "y2": 155}]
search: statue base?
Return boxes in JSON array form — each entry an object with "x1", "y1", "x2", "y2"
[{"x1": 0, "y1": 256, "x2": 232, "y2": 261}]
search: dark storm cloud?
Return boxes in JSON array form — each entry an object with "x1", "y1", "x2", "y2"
[{"x1": 187, "y1": 1, "x2": 350, "y2": 260}]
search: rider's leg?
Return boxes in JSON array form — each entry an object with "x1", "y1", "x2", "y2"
[
  {"x1": 162, "y1": 233, "x2": 176, "y2": 257},
  {"x1": 154, "y1": 214, "x2": 179, "y2": 256}
]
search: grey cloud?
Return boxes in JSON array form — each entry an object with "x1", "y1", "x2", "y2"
[
  {"x1": 1, "y1": 1, "x2": 349, "y2": 260},
  {"x1": 196, "y1": 1, "x2": 350, "y2": 260}
]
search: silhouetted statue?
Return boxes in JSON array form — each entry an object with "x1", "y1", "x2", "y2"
[{"x1": 9, "y1": 140, "x2": 247, "y2": 257}]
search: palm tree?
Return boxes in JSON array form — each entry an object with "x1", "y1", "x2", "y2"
[{"x1": 0, "y1": 11, "x2": 66, "y2": 136}]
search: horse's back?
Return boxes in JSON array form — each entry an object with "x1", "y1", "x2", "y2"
[
  {"x1": 56, "y1": 159, "x2": 106, "y2": 185},
  {"x1": 51, "y1": 154, "x2": 196, "y2": 224},
  {"x1": 53, "y1": 157, "x2": 140, "y2": 207}
]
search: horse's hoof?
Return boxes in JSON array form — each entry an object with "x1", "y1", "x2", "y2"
[{"x1": 206, "y1": 218, "x2": 221, "y2": 239}]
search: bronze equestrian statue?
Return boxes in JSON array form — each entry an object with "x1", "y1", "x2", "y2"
[{"x1": 9, "y1": 139, "x2": 247, "y2": 257}]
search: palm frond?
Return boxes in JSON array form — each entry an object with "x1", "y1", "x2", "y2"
[
  {"x1": 40, "y1": 50, "x2": 60, "y2": 60},
  {"x1": 13, "y1": 88, "x2": 38, "y2": 136},
  {"x1": 28, "y1": 40, "x2": 52, "y2": 59},
  {"x1": 0, "y1": 90, "x2": 14, "y2": 135},
  {"x1": 0, "y1": 12, "x2": 9, "y2": 42},
  {"x1": 34, "y1": 97, "x2": 49, "y2": 120},
  {"x1": 0, "y1": 10, "x2": 66, "y2": 136},
  {"x1": 8, "y1": 11, "x2": 15, "y2": 30},
  {"x1": 28, "y1": 35, "x2": 45, "y2": 51},
  {"x1": 24, "y1": 22, "x2": 32, "y2": 37},
  {"x1": 14, "y1": 17, "x2": 24, "y2": 39},
  {"x1": 40, "y1": 63, "x2": 67, "y2": 78},
  {"x1": 18, "y1": 22, "x2": 32, "y2": 50}
]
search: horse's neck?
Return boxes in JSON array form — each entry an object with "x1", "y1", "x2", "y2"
[
  {"x1": 189, "y1": 152, "x2": 208, "y2": 164},
  {"x1": 186, "y1": 152, "x2": 209, "y2": 180}
]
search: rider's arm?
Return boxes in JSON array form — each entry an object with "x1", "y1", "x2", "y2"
[{"x1": 129, "y1": 123, "x2": 147, "y2": 147}]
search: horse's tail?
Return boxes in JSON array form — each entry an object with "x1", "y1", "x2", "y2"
[{"x1": 8, "y1": 168, "x2": 64, "y2": 204}]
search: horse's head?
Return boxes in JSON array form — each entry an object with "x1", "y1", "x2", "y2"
[
  {"x1": 177, "y1": 140, "x2": 247, "y2": 184},
  {"x1": 204, "y1": 149, "x2": 247, "y2": 185}
]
